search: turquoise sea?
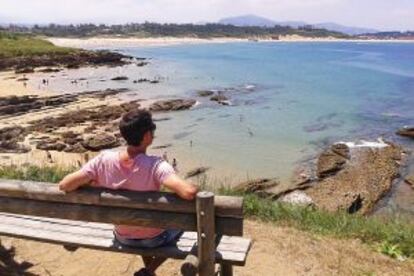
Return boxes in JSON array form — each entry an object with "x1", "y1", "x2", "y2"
[{"x1": 116, "y1": 42, "x2": 414, "y2": 184}]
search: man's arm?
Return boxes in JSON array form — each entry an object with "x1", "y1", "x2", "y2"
[
  {"x1": 162, "y1": 174, "x2": 198, "y2": 200},
  {"x1": 59, "y1": 170, "x2": 92, "y2": 192}
]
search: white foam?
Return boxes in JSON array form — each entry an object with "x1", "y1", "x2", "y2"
[
  {"x1": 337, "y1": 139, "x2": 388, "y2": 149},
  {"x1": 192, "y1": 101, "x2": 201, "y2": 108}
]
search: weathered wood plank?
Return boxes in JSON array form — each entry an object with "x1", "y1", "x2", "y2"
[
  {"x1": 0, "y1": 180, "x2": 243, "y2": 218},
  {"x1": 0, "y1": 213, "x2": 250, "y2": 265},
  {"x1": 0, "y1": 197, "x2": 243, "y2": 236},
  {"x1": 196, "y1": 191, "x2": 216, "y2": 276}
]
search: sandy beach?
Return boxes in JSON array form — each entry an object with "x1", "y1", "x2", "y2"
[{"x1": 48, "y1": 36, "x2": 414, "y2": 49}]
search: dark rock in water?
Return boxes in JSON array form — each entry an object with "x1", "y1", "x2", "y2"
[
  {"x1": 234, "y1": 178, "x2": 279, "y2": 195},
  {"x1": 185, "y1": 167, "x2": 210, "y2": 179},
  {"x1": 38, "y1": 68, "x2": 61, "y2": 73},
  {"x1": 79, "y1": 88, "x2": 130, "y2": 99},
  {"x1": 111, "y1": 76, "x2": 129, "y2": 81},
  {"x1": 197, "y1": 90, "x2": 214, "y2": 97},
  {"x1": 303, "y1": 121, "x2": 344, "y2": 133},
  {"x1": 150, "y1": 99, "x2": 196, "y2": 112},
  {"x1": 210, "y1": 94, "x2": 228, "y2": 102},
  {"x1": 405, "y1": 175, "x2": 414, "y2": 188},
  {"x1": 152, "y1": 144, "x2": 172, "y2": 149},
  {"x1": 305, "y1": 142, "x2": 402, "y2": 214},
  {"x1": 236, "y1": 177, "x2": 313, "y2": 200},
  {"x1": 317, "y1": 149, "x2": 347, "y2": 178},
  {"x1": 153, "y1": 117, "x2": 171, "y2": 122},
  {"x1": 173, "y1": 132, "x2": 192, "y2": 140},
  {"x1": 15, "y1": 67, "x2": 34, "y2": 74},
  {"x1": 133, "y1": 78, "x2": 158, "y2": 84},
  {"x1": 82, "y1": 134, "x2": 120, "y2": 151},
  {"x1": 396, "y1": 126, "x2": 414, "y2": 138},
  {"x1": 16, "y1": 77, "x2": 29, "y2": 82},
  {"x1": 136, "y1": 61, "x2": 149, "y2": 67}
]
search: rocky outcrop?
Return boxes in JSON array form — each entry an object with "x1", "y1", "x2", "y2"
[
  {"x1": 317, "y1": 144, "x2": 348, "y2": 178},
  {"x1": 304, "y1": 142, "x2": 402, "y2": 214},
  {"x1": 82, "y1": 134, "x2": 120, "y2": 151},
  {"x1": 0, "y1": 50, "x2": 135, "y2": 71},
  {"x1": 0, "y1": 95, "x2": 78, "y2": 116},
  {"x1": 0, "y1": 126, "x2": 30, "y2": 153},
  {"x1": 396, "y1": 126, "x2": 414, "y2": 138},
  {"x1": 111, "y1": 76, "x2": 129, "y2": 81},
  {"x1": 197, "y1": 90, "x2": 214, "y2": 97},
  {"x1": 405, "y1": 175, "x2": 414, "y2": 189},
  {"x1": 234, "y1": 178, "x2": 280, "y2": 194},
  {"x1": 29, "y1": 101, "x2": 141, "y2": 132},
  {"x1": 280, "y1": 191, "x2": 313, "y2": 206},
  {"x1": 150, "y1": 99, "x2": 196, "y2": 112},
  {"x1": 185, "y1": 167, "x2": 210, "y2": 179},
  {"x1": 234, "y1": 177, "x2": 312, "y2": 199},
  {"x1": 210, "y1": 94, "x2": 228, "y2": 102}
]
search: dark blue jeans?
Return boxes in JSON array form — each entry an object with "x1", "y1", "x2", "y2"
[{"x1": 114, "y1": 229, "x2": 183, "y2": 248}]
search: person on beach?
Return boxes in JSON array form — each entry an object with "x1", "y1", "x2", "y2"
[{"x1": 59, "y1": 109, "x2": 198, "y2": 276}]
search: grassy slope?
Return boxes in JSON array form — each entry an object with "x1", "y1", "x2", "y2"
[
  {"x1": 0, "y1": 32, "x2": 76, "y2": 58},
  {"x1": 0, "y1": 165, "x2": 413, "y2": 260}
]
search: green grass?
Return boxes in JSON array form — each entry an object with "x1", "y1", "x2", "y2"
[
  {"x1": 0, "y1": 32, "x2": 77, "y2": 58},
  {"x1": 0, "y1": 165, "x2": 75, "y2": 183},
  {"x1": 0, "y1": 165, "x2": 413, "y2": 259}
]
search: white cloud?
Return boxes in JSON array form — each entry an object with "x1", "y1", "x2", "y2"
[{"x1": 0, "y1": 0, "x2": 413, "y2": 30}]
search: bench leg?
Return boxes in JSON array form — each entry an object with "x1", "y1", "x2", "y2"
[{"x1": 220, "y1": 263, "x2": 233, "y2": 276}]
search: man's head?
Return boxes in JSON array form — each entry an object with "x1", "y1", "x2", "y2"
[{"x1": 119, "y1": 110, "x2": 156, "y2": 147}]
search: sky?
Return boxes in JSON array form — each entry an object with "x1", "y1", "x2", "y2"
[{"x1": 0, "y1": 0, "x2": 413, "y2": 31}]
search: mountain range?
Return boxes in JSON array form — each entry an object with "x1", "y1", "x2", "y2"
[{"x1": 218, "y1": 15, "x2": 379, "y2": 35}]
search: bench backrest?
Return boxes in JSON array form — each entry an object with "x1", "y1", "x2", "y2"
[{"x1": 0, "y1": 179, "x2": 244, "y2": 236}]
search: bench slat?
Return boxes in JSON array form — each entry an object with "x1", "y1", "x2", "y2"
[
  {"x1": 0, "y1": 180, "x2": 243, "y2": 218},
  {"x1": 0, "y1": 196, "x2": 243, "y2": 236},
  {"x1": 0, "y1": 213, "x2": 251, "y2": 265}
]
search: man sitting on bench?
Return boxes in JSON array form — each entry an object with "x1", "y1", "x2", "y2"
[{"x1": 59, "y1": 109, "x2": 198, "y2": 276}]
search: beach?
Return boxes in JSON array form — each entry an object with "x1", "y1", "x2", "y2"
[{"x1": 48, "y1": 36, "x2": 414, "y2": 50}]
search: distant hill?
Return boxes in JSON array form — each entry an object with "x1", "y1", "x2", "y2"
[
  {"x1": 314, "y1": 22, "x2": 378, "y2": 35},
  {"x1": 218, "y1": 15, "x2": 379, "y2": 35},
  {"x1": 219, "y1": 15, "x2": 277, "y2": 27}
]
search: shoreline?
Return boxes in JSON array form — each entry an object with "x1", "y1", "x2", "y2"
[{"x1": 48, "y1": 36, "x2": 414, "y2": 49}]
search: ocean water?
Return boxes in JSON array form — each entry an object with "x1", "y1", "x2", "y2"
[
  {"x1": 39, "y1": 42, "x2": 414, "y2": 186},
  {"x1": 117, "y1": 42, "x2": 414, "y2": 184}
]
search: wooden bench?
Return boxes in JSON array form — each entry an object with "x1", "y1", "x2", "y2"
[{"x1": 0, "y1": 179, "x2": 251, "y2": 276}]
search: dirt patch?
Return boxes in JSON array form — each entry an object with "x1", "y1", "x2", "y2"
[{"x1": 1, "y1": 220, "x2": 413, "y2": 275}]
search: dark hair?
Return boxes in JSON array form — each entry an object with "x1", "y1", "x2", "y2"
[{"x1": 119, "y1": 110, "x2": 156, "y2": 146}]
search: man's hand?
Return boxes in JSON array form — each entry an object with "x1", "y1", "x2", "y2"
[
  {"x1": 59, "y1": 170, "x2": 91, "y2": 192},
  {"x1": 162, "y1": 174, "x2": 198, "y2": 200}
]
